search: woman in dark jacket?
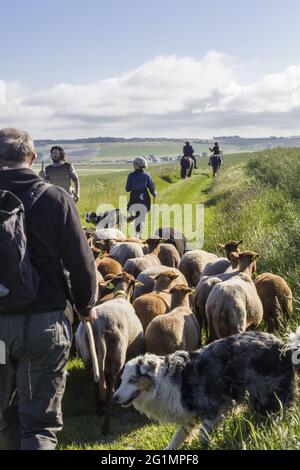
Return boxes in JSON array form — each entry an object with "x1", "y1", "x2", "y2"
[{"x1": 126, "y1": 157, "x2": 157, "y2": 238}]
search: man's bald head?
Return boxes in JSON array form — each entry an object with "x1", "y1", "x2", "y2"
[{"x1": 0, "y1": 128, "x2": 36, "y2": 169}]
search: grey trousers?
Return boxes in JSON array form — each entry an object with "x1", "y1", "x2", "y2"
[{"x1": 0, "y1": 311, "x2": 71, "y2": 450}]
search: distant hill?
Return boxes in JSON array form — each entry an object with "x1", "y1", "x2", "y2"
[
  {"x1": 34, "y1": 137, "x2": 187, "y2": 146},
  {"x1": 35, "y1": 135, "x2": 300, "y2": 148}
]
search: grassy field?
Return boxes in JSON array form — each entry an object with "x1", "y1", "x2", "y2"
[
  {"x1": 1, "y1": 149, "x2": 299, "y2": 450},
  {"x1": 35, "y1": 140, "x2": 256, "y2": 164},
  {"x1": 56, "y1": 148, "x2": 300, "y2": 451}
]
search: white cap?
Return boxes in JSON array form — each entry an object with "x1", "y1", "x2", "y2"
[{"x1": 134, "y1": 157, "x2": 148, "y2": 169}]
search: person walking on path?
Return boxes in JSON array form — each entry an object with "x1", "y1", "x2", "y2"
[
  {"x1": 40, "y1": 146, "x2": 80, "y2": 203},
  {"x1": 126, "y1": 157, "x2": 157, "y2": 238},
  {"x1": 0, "y1": 128, "x2": 97, "y2": 450}
]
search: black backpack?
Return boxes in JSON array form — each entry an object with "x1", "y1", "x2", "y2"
[{"x1": 0, "y1": 181, "x2": 50, "y2": 313}]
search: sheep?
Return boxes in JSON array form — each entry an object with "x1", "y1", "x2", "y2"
[
  {"x1": 76, "y1": 272, "x2": 144, "y2": 434},
  {"x1": 133, "y1": 270, "x2": 180, "y2": 331},
  {"x1": 95, "y1": 256, "x2": 122, "y2": 279},
  {"x1": 109, "y1": 241, "x2": 145, "y2": 266},
  {"x1": 255, "y1": 273, "x2": 293, "y2": 332},
  {"x1": 155, "y1": 227, "x2": 187, "y2": 257},
  {"x1": 194, "y1": 252, "x2": 241, "y2": 341},
  {"x1": 94, "y1": 227, "x2": 126, "y2": 242},
  {"x1": 96, "y1": 273, "x2": 121, "y2": 305},
  {"x1": 158, "y1": 243, "x2": 180, "y2": 268},
  {"x1": 145, "y1": 284, "x2": 200, "y2": 355},
  {"x1": 201, "y1": 240, "x2": 243, "y2": 278},
  {"x1": 123, "y1": 239, "x2": 162, "y2": 278},
  {"x1": 179, "y1": 250, "x2": 218, "y2": 287},
  {"x1": 132, "y1": 266, "x2": 188, "y2": 301},
  {"x1": 205, "y1": 252, "x2": 263, "y2": 342}
]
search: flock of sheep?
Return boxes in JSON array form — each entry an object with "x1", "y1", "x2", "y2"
[{"x1": 74, "y1": 226, "x2": 293, "y2": 434}]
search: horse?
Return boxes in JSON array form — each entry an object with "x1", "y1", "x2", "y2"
[{"x1": 180, "y1": 156, "x2": 194, "y2": 179}]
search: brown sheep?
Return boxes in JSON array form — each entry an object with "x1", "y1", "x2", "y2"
[
  {"x1": 255, "y1": 273, "x2": 293, "y2": 332},
  {"x1": 95, "y1": 256, "x2": 122, "y2": 279},
  {"x1": 218, "y1": 239, "x2": 244, "y2": 261},
  {"x1": 132, "y1": 266, "x2": 188, "y2": 301},
  {"x1": 133, "y1": 270, "x2": 179, "y2": 331},
  {"x1": 158, "y1": 244, "x2": 181, "y2": 268},
  {"x1": 145, "y1": 284, "x2": 200, "y2": 355}
]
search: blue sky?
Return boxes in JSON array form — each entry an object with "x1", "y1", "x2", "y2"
[{"x1": 1, "y1": 0, "x2": 300, "y2": 138}]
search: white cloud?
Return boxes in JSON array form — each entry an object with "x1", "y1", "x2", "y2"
[
  {"x1": 1, "y1": 51, "x2": 300, "y2": 138},
  {"x1": 0, "y1": 81, "x2": 6, "y2": 105}
]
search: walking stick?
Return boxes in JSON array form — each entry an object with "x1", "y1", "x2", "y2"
[{"x1": 85, "y1": 322, "x2": 100, "y2": 383}]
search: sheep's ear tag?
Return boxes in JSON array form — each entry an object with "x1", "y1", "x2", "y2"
[
  {"x1": 134, "y1": 281, "x2": 144, "y2": 287},
  {"x1": 106, "y1": 282, "x2": 115, "y2": 290}
]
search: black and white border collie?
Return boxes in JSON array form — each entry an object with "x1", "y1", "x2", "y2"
[
  {"x1": 114, "y1": 330, "x2": 300, "y2": 450},
  {"x1": 86, "y1": 209, "x2": 136, "y2": 229}
]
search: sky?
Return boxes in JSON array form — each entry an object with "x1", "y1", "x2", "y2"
[{"x1": 1, "y1": 0, "x2": 300, "y2": 139}]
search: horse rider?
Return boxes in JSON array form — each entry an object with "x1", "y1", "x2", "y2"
[{"x1": 183, "y1": 141, "x2": 197, "y2": 169}]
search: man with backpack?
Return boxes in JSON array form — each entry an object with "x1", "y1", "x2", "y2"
[{"x1": 0, "y1": 128, "x2": 97, "y2": 450}]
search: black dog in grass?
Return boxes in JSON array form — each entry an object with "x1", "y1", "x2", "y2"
[{"x1": 86, "y1": 209, "x2": 136, "y2": 229}]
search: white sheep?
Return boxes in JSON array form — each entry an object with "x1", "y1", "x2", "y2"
[
  {"x1": 94, "y1": 228, "x2": 126, "y2": 242},
  {"x1": 205, "y1": 252, "x2": 263, "y2": 342},
  {"x1": 179, "y1": 250, "x2": 218, "y2": 287},
  {"x1": 123, "y1": 239, "x2": 162, "y2": 278},
  {"x1": 194, "y1": 251, "x2": 241, "y2": 340},
  {"x1": 109, "y1": 241, "x2": 145, "y2": 266},
  {"x1": 76, "y1": 272, "x2": 144, "y2": 434}
]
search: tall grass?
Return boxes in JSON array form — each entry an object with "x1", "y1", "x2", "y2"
[{"x1": 205, "y1": 152, "x2": 300, "y2": 307}]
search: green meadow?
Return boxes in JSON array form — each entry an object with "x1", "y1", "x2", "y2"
[
  {"x1": 1, "y1": 149, "x2": 299, "y2": 450},
  {"x1": 59, "y1": 149, "x2": 300, "y2": 450}
]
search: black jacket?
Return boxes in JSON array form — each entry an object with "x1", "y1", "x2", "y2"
[
  {"x1": 0, "y1": 168, "x2": 97, "y2": 317},
  {"x1": 183, "y1": 144, "x2": 194, "y2": 157}
]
